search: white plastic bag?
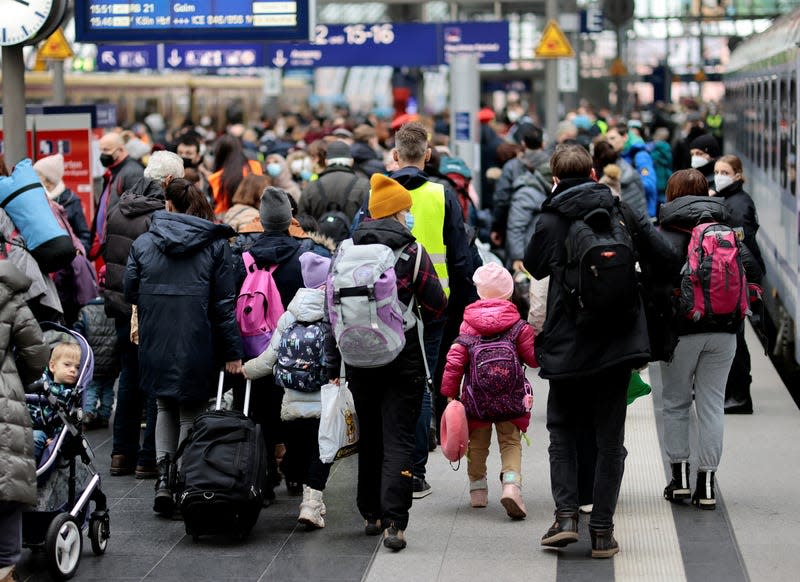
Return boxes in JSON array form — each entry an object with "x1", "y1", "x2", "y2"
[{"x1": 318, "y1": 382, "x2": 359, "y2": 463}]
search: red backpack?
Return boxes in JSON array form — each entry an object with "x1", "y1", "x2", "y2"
[{"x1": 678, "y1": 222, "x2": 748, "y2": 324}]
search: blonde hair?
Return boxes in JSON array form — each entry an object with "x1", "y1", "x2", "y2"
[{"x1": 50, "y1": 342, "x2": 81, "y2": 364}]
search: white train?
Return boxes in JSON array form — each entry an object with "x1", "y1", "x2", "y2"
[{"x1": 726, "y1": 8, "x2": 800, "y2": 374}]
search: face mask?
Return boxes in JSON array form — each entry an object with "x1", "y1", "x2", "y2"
[
  {"x1": 300, "y1": 170, "x2": 312, "y2": 181},
  {"x1": 404, "y1": 211, "x2": 415, "y2": 231},
  {"x1": 691, "y1": 155, "x2": 708, "y2": 169},
  {"x1": 182, "y1": 157, "x2": 197, "y2": 169},
  {"x1": 99, "y1": 153, "x2": 116, "y2": 168},
  {"x1": 714, "y1": 175, "x2": 734, "y2": 192},
  {"x1": 267, "y1": 163, "x2": 282, "y2": 177},
  {"x1": 507, "y1": 111, "x2": 521, "y2": 123}
]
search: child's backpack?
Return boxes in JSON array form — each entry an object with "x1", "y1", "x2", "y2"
[
  {"x1": 236, "y1": 252, "x2": 285, "y2": 358},
  {"x1": 274, "y1": 320, "x2": 328, "y2": 392},
  {"x1": 327, "y1": 239, "x2": 420, "y2": 368},
  {"x1": 678, "y1": 221, "x2": 748, "y2": 325},
  {"x1": 455, "y1": 320, "x2": 533, "y2": 423},
  {"x1": 563, "y1": 205, "x2": 639, "y2": 328}
]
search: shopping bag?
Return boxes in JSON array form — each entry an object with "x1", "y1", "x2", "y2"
[
  {"x1": 318, "y1": 382, "x2": 359, "y2": 463},
  {"x1": 626, "y1": 370, "x2": 652, "y2": 405}
]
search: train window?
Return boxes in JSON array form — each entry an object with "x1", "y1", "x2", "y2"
[
  {"x1": 790, "y1": 71, "x2": 797, "y2": 196},
  {"x1": 771, "y1": 77, "x2": 779, "y2": 184},
  {"x1": 780, "y1": 77, "x2": 790, "y2": 191}
]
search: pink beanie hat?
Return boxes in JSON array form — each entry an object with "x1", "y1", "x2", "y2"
[
  {"x1": 472, "y1": 262, "x2": 513, "y2": 300},
  {"x1": 33, "y1": 154, "x2": 65, "y2": 185}
]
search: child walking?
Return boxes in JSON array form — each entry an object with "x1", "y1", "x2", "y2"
[
  {"x1": 441, "y1": 262, "x2": 537, "y2": 519},
  {"x1": 243, "y1": 252, "x2": 339, "y2": 529}
]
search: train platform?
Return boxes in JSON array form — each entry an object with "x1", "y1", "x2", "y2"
[{"x1": 15, "y1": 323, "x2": 799, "y2": 581}]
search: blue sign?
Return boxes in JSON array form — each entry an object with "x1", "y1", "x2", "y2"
[
  {"x1": 163, "y1": 43, "x2": 264, "y2": 69},
  {"x1": 455, "y1": 112, "x2": 470, "y2": 141},
  {"x1": 74, "y1": 0, "x2": 313, "y2": 43},
  {"x1": 96, "y1": 44, "x2": 159, "y2": 71},
  {"x1": 269, "y1": 22, "x2": 509, "y2": 69},
  {"x1": 581, "y1": 7, "x2": 605, "y2": 33}
]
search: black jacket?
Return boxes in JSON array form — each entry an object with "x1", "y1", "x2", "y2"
[
  {"x1": 125, "y1": 211, "x2": 242, "y2": 404},
  {"x1": 234, "y1": 231, "x2": 305, "y2": 310},
  {"x1": 300, "y1": 165, "x2": 369, "y2": 222},
  {"x1": 102, "y1": 177, "x2": 165, "y2": 319},
  {"x1": 92, "y1": 156, "x2": 144, "y2": 242},
  {"x1": 714, "y1": 180, "x2": 765, "y2": 272},
  {"x1": 54, "y1": 188, "x2": 92, "y2": 254},
  {"x1": 523, "y1": 179, "x2": 661, "y2": 379},
  {"x1": 74, "y1": 298, "x2": 119, "y2": 379},
  {"x1": 351, "y1": 142, "x2": 385, "y2": 179}
]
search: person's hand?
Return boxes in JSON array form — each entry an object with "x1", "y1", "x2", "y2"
[
  {"x1": 512, "y1": 260, "x2": 526, "y2": 274},
  {"x1": 447, "y1": 397, "x2": 454, "y2": 403},
  {"x1": 329, "y1": 377, "x2": 340, "y2": 386},
  {"x1": 225, "y1": 360, "x2": 243, "y2": 375},
  {"x1": 490, "y1": 231, "x2": 503, "y2": 246}
]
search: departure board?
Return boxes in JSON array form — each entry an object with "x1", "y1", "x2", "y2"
[{"x1": 74, "y1": 1, "x2": 313, "y2": 42}]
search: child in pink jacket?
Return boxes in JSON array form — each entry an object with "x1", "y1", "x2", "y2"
[{"x1": 441, "y1": 262, "x2": 537, "y2": 519}]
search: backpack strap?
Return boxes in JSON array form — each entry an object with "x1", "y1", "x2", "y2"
[
  {"x1": 243, "y1": 251, "x2": 278, "y2": 275},
  {"x1": 506, "y1": 319, "x2": 527, "y2": 342}
]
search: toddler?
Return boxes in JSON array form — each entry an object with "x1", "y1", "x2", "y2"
[
  {"x1": 441, "y1": 262, "x2": 538, "y2": 519},
  {"x1": 243, "y1": 252, "x2": 339, "y2": 529},
  {"x1": 29, "y1": 342, "x2": 82, "y2": 462}
]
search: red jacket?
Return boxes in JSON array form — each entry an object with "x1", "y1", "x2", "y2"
[{"x1": 441, "y1": 299, "x2": 537, "y2": 432}]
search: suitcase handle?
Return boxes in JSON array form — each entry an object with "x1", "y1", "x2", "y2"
[{"x1": 215, "y1": 370, "x2": 252, "y2": 416}]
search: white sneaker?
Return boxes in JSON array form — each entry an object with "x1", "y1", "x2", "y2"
[
  {"x1": 298, "y1": 485, "x2": 325, "y2": 529},
  {"x1": 579, "y1": 504, "x2": 594, "y2": 514}
]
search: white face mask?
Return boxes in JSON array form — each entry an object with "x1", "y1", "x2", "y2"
[
  {"x1": 714, "y1": 175, "x2": 734, "y2": 192},
  {"x1": 691, "y1": 155, "x2": 708, "y2": 169}
]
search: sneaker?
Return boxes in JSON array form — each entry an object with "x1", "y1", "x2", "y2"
[
  {"x1": 412, "y1": 477, "x2": 432, "y2": 499},
  {"x1": 579, "y1": 504, "x2": 594, "y2": 514},
  {"x1": 724, "y1": 397, "x2": 753, "y2": 414},
  {"x1": 297, "y1": 486, "x2": 325, "y2": 529},
  {"x1": 590, "y1": 527, "x2": 620, "y2": 558},
  {"x1": 135, "y1": 463, "x2": 158, "y2": 479},
  {"x1": 110, "y1": 454, "x2": 134, "y2": 476},
  {"x1": 364, "y1": 519, "x2": 382, "y2": 536},
  {"x1": 540, "y1": 510, "x2": 579, "y2": 548},
  {"x1": 469, "y1": 481, "x2": 488, "y2": 508},
  {"x1": 382, "y1": 523, "x2": 406, "y2": 551},
  {"x1": 500, "y1": 483, "x2": 527, "y2": 519},
  {"x1": 664, "y1": 462, "x2": 691, "y2": 503},
  {"x1": 692, "y1": 470, "x2": 716, "y2": 510}
]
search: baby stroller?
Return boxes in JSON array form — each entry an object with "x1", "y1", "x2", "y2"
[{"x1": 22, "y1": 322, "x2": 110, "y2": 580}]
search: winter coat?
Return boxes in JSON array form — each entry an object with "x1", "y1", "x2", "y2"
[
  {"x1": 234, "y1": 231, "x2": 306, "y2": 310},
  {"x1": 103, "y1": 177, "x2": 165, "y2": 319},
  {"x1": 0, "y1": 261, "x2": 49, "y2": 506},
  {"x1": 74, "y1": 297, "x2": 119, "y2": 379},
  {"x1": 506, "y1": 165, "x2": 550, "y2": 262},
  {"x1": 523, "y1": 179, "x2": 656, "y2": 379},
  {"x1": 125, "y1": 211, "x2": 243, "y2": 404},
  {"x1": 243, "y1": 287, "x2": 338, "y2": 421},
  {"x1": 618, "y1": 159, "x2": 649, "y2": 218},
  {"x1": 658, "y1": 195, "x2": 763, "y2": 336},
  {"x1": 441, "y1": 299, "x2": 536, "y2": 432},
  {"x1": 93, "y1": 156, "x2": 144, "y2": 242},
  {"x1": 621, "y1": 136, "x2": 658, "y2": 217},
  {"x1": 300, "y1": 165, "x2": 369, "y2": 222},
  {"x1": 49, "y1": 184, "x2": 91, "y2": 254},
  {"x1": 646, "y1": 140, "x2": 673, "y2": 200},
  {"x1": 351, "y1": 142, "x2": 385, "y2": 179},
  {"x1": 222, "y1": 204, "x2": 260, "y2": 233},
  {"x1": 713, "y1": 180, "x2": 765, "y2": 272},
  {"x1": 492, "y1": 149, "x2": 551, "y2": 235}
]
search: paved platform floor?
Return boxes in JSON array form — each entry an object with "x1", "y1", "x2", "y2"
[{"x1": 16, "y1": 324, "x2": 800, "y2": 581}]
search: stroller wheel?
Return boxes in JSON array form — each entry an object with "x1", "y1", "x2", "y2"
[
  {"x1": 89, "y1": 518, "x2": 109, "y2": 555},
  {"x1": 45, "y1": 513, "x2": 82, "y2": 580}
]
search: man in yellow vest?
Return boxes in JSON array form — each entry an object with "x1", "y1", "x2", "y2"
[{"x1": 388, "y1": 122, "x2": 477, "y2": 499}]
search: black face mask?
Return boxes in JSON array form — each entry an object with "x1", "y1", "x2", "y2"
[
  {"x1": 99, "y1": 153, "x2": 116, "y2": 168},
  {"x1": 182, "y1": 157, "x2": 197, "y2": 169}
]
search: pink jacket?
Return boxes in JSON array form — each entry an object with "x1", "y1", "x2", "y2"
[{"x1": 441, "y1": 299, "x2": 538, "y2": 432}]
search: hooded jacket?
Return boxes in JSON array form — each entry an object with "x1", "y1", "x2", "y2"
[
  {"x1": 243, "y1": 287, "x2": 339, "y2": 421},
  {"x1": 300, "y1": 165, "x2": 369, "y2": 222},
  {"x1": 235, "y1": 231, "x2": 305, "y2": 310},
  {"x1": 441, "y1": 299, "x2": 537, "y2": 432},
  {"x1": 713, "y1": 180, "x2": 765, "y2": 272},
  {"x1": 506, "y1": 163, "x2": 551, "y2": 262},
  {"x1": 0, "y1": 261, "x2": 49, "y2": 506},
  {"x1": 618, "y1": 158, "x2": 649, "y2": 218},
  {"x1": 621, "y1": 135, "x2": 658, "y2": 217},
  {"x1": 492, "y1": 149, "x2": 551, "y2": 236},
  {"x1": 523, "y1": 179, "x2": 652, "y2": 378},
  {"x1": 103, "y1": 177, "x2": 165, "y2": 319},
  {"x1": 125, "y1": 211, "x2": 243, "y2": 403}
]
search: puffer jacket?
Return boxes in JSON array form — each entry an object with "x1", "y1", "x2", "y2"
[
  {"x1": 506, "y1": 165, "x2": 550, "y2": 262},
  {"x1": 441, "y1": 299, "x2": 536, "y2": 432},
  {"x1": 103, "y1": 177, "x2": 165, "y2": 319},
  {"x1": 222, "y1": 204, "x2": 260, "y2": 233},
  {"x1": 243, "y1": 287, "x2": 339, "y2": 421},
  {"x1": 125, "y1": 211, "x2": 243, "y2": 404},
  {"x1": 74, "y1": 297, "x2": 119, "y2": 379},
  {"x1": 0, "y1": 261, "x2": 49, "y2": 506}
]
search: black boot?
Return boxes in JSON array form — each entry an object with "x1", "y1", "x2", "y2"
[
  {"x1": 540, "y1": 510, "x2": 579, "y2": 548},
  {"x1": 153, "y1": 456, "x2": 175, "y2": 516},
  {"x1": 664, "y1": 462, "x2": 691, "y2": 503},
  {"x1": 590, "y1": 527, "x2": 620, "y2": 558},
  {"x1": 692, "y1": 470, "x2": 716, "y2": 510}
]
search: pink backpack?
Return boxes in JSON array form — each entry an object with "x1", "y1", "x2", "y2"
[
  {"x1": 236, "y1": 252, "x2": 284, "y2": 358},
  {"x1": 679, "y1": 222, "x2": 748, "y2": 324}
]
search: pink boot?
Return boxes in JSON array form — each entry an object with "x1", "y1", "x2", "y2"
[
  {"x1": 469, "y1": 479, "x2": 488, "y2": 508},
  {"x1": 500, "y1": 473, "x2": 526, "y2": 519}
]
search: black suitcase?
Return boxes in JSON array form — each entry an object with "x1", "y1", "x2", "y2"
[{"x1": 176, "y1": 373, "x2": 267, "y2": 540}]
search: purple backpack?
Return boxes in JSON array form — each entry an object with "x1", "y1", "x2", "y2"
[
  {"x1": 236, "y1": 252, "x2": 285, "y2": 358},
  {"x1": 455, "y1": 320, "x2": 532, "y2": 422}
]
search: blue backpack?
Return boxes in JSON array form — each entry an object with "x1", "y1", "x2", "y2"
[{"x1": 274, "y1": 320, "x2": 328, "y2": 392}]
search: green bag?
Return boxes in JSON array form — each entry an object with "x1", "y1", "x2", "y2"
[{"x1": 626, "y1": 370, "x2": 652, "y2": 405}]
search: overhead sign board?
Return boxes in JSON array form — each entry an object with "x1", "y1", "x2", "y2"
[
  {"x1": 74, "y1": 0, "x2": 314, "y2": 42},
  {"x1": 96, "y1": 44, "x2": 159, "y2": 71},
  {"x1": 580, "y1": 7, "x2": 605, "y2": 34},
  {"x1": 163, "y1": 43, "x2": 265, "y2": 69},
  {"x1": 269, "y1": 21, "x2": 509, "y2": 69},
  {"x1": 534, "y1": 20, "x2": 575, "y2": 58}
]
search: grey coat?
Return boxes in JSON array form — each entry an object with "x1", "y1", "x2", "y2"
[
  {"x1": 0, "y1": 261, "x2": 49, "y2": 506},
  {"x1": 506, "y1": 166, "x2": 551, "y2": 262}
]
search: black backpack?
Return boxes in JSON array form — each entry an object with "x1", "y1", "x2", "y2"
[
  {"x1": 316, "y1": 176, "x2": 358, "y2": 243},
  {"x1": 563, "y1": 204, "x2": 639, "y2": 328}
]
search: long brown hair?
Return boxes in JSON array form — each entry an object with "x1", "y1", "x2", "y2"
[
  {"x1": 665, "y1": 169, "x2": 708, "y2": 202},
  {"x1": 165, "y1": 178, "x2": 215, "y2": 220},
  {"x1": 232, "y1": 174, "x2": 271, "y2": 208}
]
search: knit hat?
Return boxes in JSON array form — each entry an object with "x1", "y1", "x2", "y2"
[
  {"x1": 368, "y1": 174, "x2": 412, "y2": 219},
  {"x1": 299, "y1": 252, "x2": 331, "y2": 289},
  {"x1": 473, "y1": 262, "x2": 514, "y2": 300},
  {"x1": 33, "y1": 154, "x2": 64, "y2": 186},
  {"x1": 260, "y1": 187, "x2": 293, "y2": 232},
  {"x1": 326, "y1": 140, "x2": 352, "y2": 166},
  {"x1": 689, "y1": 134, "x2": 720, "y2": 158}
]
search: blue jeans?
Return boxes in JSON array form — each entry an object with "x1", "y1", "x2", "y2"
[
  {"x1": 33, "y1": 429, "x2": 48, "y2": 464},
  {"x1": 413, "y1": 319, "x2": 445, "y2": 479},
  {"x1": 111, "y1": 320, "x2": 156, "y2": 466},
  {"x1": 84, "y1": 376, "x2": 116, "y2": 420}
]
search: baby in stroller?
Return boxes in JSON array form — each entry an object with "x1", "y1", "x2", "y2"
[{"x1": 28, "y1": 342, "x2": 81, "y2": 463}]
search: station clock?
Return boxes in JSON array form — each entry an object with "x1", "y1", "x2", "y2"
[{"x1": 0, "y1": 0, "x2": 68, "y2": 47}]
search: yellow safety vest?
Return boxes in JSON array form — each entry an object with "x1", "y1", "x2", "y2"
[{"x1": 409, "y1": 181, "x2": 450, "y2": 296}]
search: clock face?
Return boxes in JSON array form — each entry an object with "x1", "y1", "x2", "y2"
[{"x1": 1, "y1": 0, "x2": 55, "y2": 46}]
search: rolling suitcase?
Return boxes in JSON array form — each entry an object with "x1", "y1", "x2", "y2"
[{"x1": 176, "y1": 372, "x2": 267, "y2": 540}]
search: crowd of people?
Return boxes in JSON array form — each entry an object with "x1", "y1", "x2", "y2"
[{"x1": 0, "y1": 98, "x2": 766, "y2": 579}]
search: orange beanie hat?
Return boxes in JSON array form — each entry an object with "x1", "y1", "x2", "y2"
[{"x1": 369, "y1": 174, "x2": 412, "y2": 219}]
